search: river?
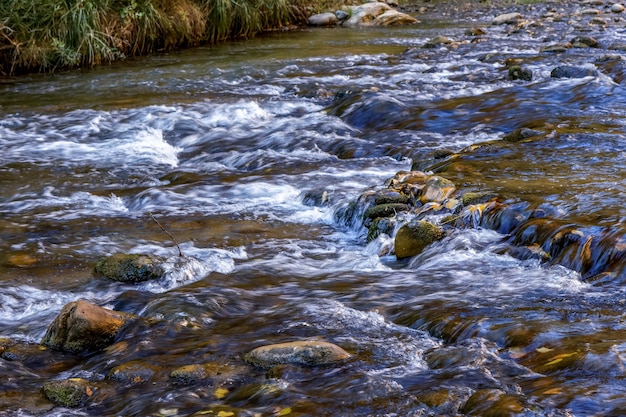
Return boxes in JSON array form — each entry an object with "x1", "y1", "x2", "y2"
[{"x1": 1, "y1": 1, "x2": 626, "y2": 416}]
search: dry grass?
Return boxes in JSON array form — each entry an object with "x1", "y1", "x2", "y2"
[{"x1": 0, "y1": 0, "x2": 313, "y2": 75}]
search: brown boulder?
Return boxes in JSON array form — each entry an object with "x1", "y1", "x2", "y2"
[{"x1": 41, "y1": 300, "x2": 136, "y2": 354}]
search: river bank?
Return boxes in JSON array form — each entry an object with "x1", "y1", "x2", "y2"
[{"x1": 0, "y1": 0, "x2": 562, "y2": 77}]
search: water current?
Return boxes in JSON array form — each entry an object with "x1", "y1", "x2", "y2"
[{"x1": 1, "y1": 1, "x2": 626, "y2": 415}]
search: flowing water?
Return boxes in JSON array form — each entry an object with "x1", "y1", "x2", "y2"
[{"x1": 1, "y1": 1, "x2": 626, "y2": 415}]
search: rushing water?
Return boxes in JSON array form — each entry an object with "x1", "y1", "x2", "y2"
[{"x1": 1, "y1": 1, "x2": 626, "y2": 416}]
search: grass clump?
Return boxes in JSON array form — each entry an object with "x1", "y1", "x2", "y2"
[{"x1": 0, "y1": 0, "x2": 312, "y2": 75}]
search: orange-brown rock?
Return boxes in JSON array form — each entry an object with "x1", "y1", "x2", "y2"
[{"x1": 41, "y1": 300, "x2": 136, "y2": 354}]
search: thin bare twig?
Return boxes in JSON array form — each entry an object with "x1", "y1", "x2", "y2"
[{"x1": 149, "y1": 212, "x2": 184, "y2": 257}]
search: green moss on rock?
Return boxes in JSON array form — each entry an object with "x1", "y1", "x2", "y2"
[
  {"x1": 94, "y1": 253, "x2": 166, "y2": 283},
  {"x1": 394, "y1": 220, "x2": 445, "y2": 258},
  {"x1": 363, "y1": 203, "x2": 410, "y2": 221},
  {"x1": 42, "y1": 378, "x2": 94, "y2": 408}
]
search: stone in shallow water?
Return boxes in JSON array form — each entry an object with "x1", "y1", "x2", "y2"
[
  {"x1": 94, "y1": 253, "x2": 166, "y2": 283},
  {"x1": 308, "y1": 12, "x2": 337, "y2": 26},
  {"x1": 492, "y1": 12, "x2": 522, "y2": 25},
  {"x1": 107, "y1": 360, "x2": 159, "y2": 385},
  {"x1": 612, "y1": 4, "x2": 625, "y2": 13},
  {"x1": 550, "y1": 65, "x2": 598, "y2": 79},
  {"x1": 244, "y1": 340, "x2": 350, "y2": 368},
  {"x1": 394, "y1": 220, "x2": 445, "y2": 259},
  {"x1": 42, "y1": 378, "x2": 94, "y2": 408},
  {"x1": 41, "y1": 300, "x2": 136, "y2": 354}
]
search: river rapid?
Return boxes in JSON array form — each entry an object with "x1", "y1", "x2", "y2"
[{"x1": 1, "y1": 0, "x2": 626, "y2": 415}]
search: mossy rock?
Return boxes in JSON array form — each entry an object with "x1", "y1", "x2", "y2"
[
  {"x1": 366, "y1": 217, "x2": 396, "y2": 242},
  {"x1": 394, "y1": 220, "x2": 445, "y2": 259},
  {"x1": 461, "y1": 192, "x2": 498, "y2": 206},
  {"x1": 502, "y1": 128, "x2": 542, "y2": 143},
  {"x1": 508, "y1": 65, "x2": 533, "y2": 81},
  {"x1": 244, "y1": 340, "x2": 350, "y2": 368},
  {"x1": 363, "y1": 203, "x2": 410, "y2": 222},
  {"x1": 417, "y1": 389, "x2": 452, "y2": 407},
  {"x1": 107, "y1": 360, "x2": 159, "y2": 385},
  {"x1": 169, "y1": 362, "x2": 248, "y2": 385},
  {"x1": 94, "y1": 253, "x2": 166, "y2": 283},
  {"x1": 226, "y1": 380, "x2": 288, "y2": 403},
  {"x1": 373, "y1": 189, "x2": 409, "y2": 205},
  {"x1": 42, "y1": 378, "x2": 94, "y2": 408},
  {"x1": 420, "y1": 176, "x2": 456, "y2": 204}
]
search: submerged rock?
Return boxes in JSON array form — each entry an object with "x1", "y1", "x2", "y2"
[
  {"x1": 394, "y1": 220, "x2": 445, "y2": 259},
  {"x1": 551, "y1": 65, "x2": 598, "y2": 78},
  {"x1": 244, "y1": 340, "x2": 351, "y2": 368},
  {"x1": 170, "y1": 362, "x2": 248, "y2": 385},
  {"x1": 42, "y1": 378, "x2": 94, "y2": 408},
  {"x1": 508, "y1": 65, "x2": 533, "y2": 81},
  {"x1": 107, "y1": 360, "x2": 159, "y2": 385},
  {"x1": 41, "y1": 300, "x2": 136, "y2": 354},
  {"x1": 94, "y1": 253, "x2": 166, "y2": 283},
  {"x1": 462, "y1": 388, "x2": 528, "y2": 416}
]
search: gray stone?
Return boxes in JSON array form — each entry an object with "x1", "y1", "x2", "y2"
[
  {"x1": 343, "y1": 3, "x2": 417, "y2": 27},
  {"x1": 244, "y1": 341, "x2": 351, "y2": 368},
  {"x1": 492, "y1": 12, "x2": 522, "y2": 25},
  {"x1": 308, "y1": 12, "x2": 337, "y2": 26}
]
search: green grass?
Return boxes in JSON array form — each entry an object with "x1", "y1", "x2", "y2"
[{"x1": 0, "y1": 0, "x2": 315, "y2": 75}]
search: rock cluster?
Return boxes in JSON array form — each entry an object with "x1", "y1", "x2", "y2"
[{"x1": 308, "y1": 1, "x2": 418, "y2": 27}]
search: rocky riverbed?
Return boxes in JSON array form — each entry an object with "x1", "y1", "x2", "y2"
[{"x1": 1, "y1": 0, "x2": 626, "y2": 415}]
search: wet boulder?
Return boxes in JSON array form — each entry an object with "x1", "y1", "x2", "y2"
[
  {"x1": 551, "y1": 65, "x2": 598, "y2": 79},
  {"x1": 502, "y1": 127, "x2": 542, "y2": 142},
  {"x1": 571, "y1": 35, "x2": 599, "y2": 48},
  {"x1": 394, "y1": 220, "x2": 445, "y2": 258},
  {"x1": 302, "y1": 188, "x2": 332, "y2": 207},
  {"x1": 374, "y1": 189, "x2": 409, "y2": 205},
  {"x1": 363, "y1": 203, "x2": 410, "y2": 222},
  {"x1": 492, "y1": 12, "x2": 522, "y2": 25},
  {"x1": 107, "y1": 360, "x2": 160, "y2": 385},
  {"x1": 420, "y1": 176, "x2": 456, "y2": 204},
  {"x1": 461, "y1": 192, "x2": 498, "y2": 207},
  {"x1": 423, "y1": 36, "x2": 454, "y2": 49},
  {"x1": 342, "y1": 3, "x2": 418, "y2": 27},
  {"x1": 244, "y1": 340, "x2": 351, "y2": 368},
  {"x1": 308, "y1": 12, "x2": 337, "y2": 26},
  {"x1": 508, "y1": 65, "x2": 533, "y2": 81},
  {"x1": 612, "y1": 4, "x2": 625, "y2": 13},
  {"x1": 540, "y1": 43, "x2": 572, "y2": 53},
  {"x1": 462, "y1": 388, "x2": 528, "y2": 416},
  {"x1": 42, "y1": 378, "x2": 95, "y2": 408},
  {"x1": 41, "y1": 300, "x2": 136, "y2": 354},
  {"x1": 170, "y1": 362, "x2": 248, "y2": 385},
  {"x1": 94, "y1": 253, "x2": 166, "y2": 283},
  {"x1": 367, "y1": 217, "x2": 397, "y2": 242}
]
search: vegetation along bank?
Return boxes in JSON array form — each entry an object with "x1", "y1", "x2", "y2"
[{"x1": 0, "y1": 0, "x2": 320, "y2": 75}]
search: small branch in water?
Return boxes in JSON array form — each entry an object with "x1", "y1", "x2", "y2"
[{"x1": 149, "y1": 212, "x2": 184, "y2": 257}]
